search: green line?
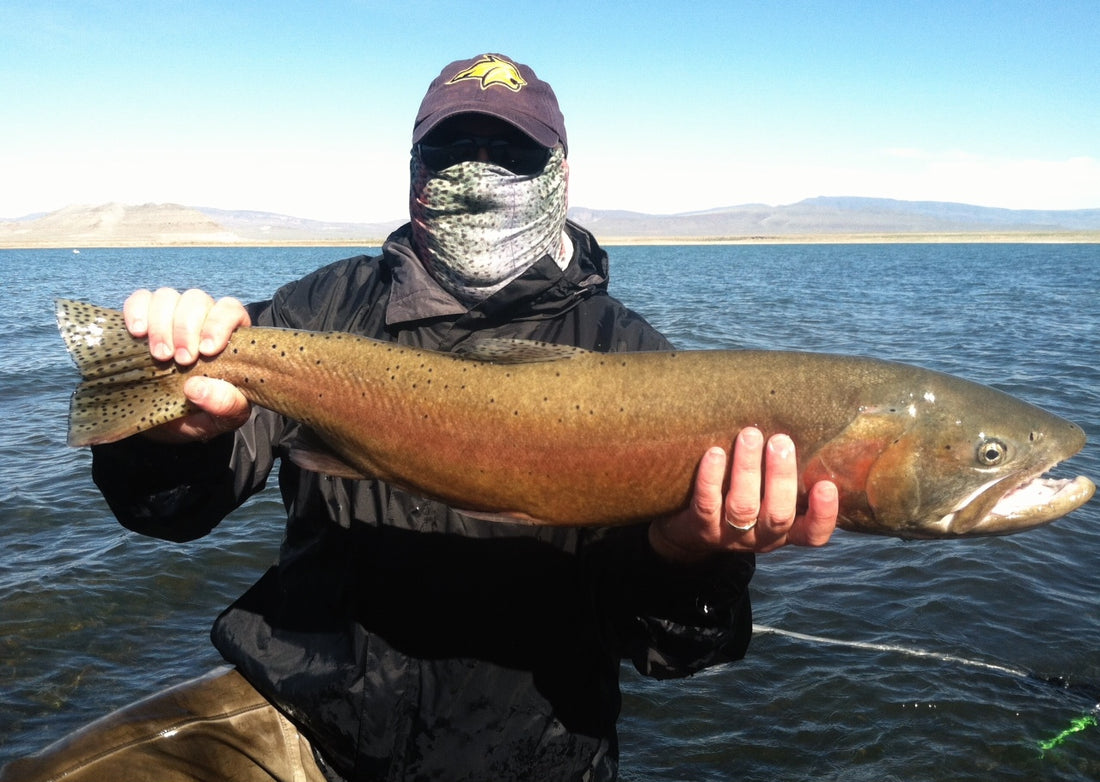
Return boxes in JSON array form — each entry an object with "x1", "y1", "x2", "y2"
[{"x1": 1038, "y1": 713, "x2": 1097, "y2": 757}]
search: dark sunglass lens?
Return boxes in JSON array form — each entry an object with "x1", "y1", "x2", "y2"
[
  {"x1": 418, "y1": 139, "x2": 477, "y2": 171},
  {"x1": 487, "y1": 142, "x2": 550, "y2": 175},
  {"x1": 419, "y1": 137, "x2": 551, "y2": 175}
]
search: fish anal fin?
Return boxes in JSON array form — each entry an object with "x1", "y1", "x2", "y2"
[
  {"x1": 455, "y1": 509, "x2": 543, "y2": 525},
  {"x1": 287, "y1": 448, "x2": 371, "y2": 480},
  {"x1": 286, "y1": 428, "x2": 371, "y2": 480}
]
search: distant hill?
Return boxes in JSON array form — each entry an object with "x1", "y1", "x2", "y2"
[
  {"x1": 2, "y1": 198, "x2": 1098, "y2": 247},
  {"x1": 0, "y1": 203, "x2": 239, "y2": 247},
  {"x1": 194, "y1": 207, "x2": 404, "y2": 243},
  {"x1": 569, "y1": 197, "x2": 1100, "y2": 238}
]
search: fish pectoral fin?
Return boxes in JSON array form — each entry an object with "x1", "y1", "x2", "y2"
[{"x1": 454, "y1": 338, "x2": 591, "y2": 364}]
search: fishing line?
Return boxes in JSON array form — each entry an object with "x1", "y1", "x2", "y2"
[
  {"x1": 752, "y1": 624, "x2": 1100, "y2": 757},
  {"x1": 752, "y1": 623, "x2": 1032, "y2": 679}
]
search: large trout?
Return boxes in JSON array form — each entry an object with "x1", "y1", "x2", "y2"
[{"x1": 55, "y1": 299, "x2": 1094, "y2": 538}]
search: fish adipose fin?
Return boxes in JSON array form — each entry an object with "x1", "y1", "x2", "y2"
[{"x1": 55, "y1": 299, "x2": 194, "y2": 447}]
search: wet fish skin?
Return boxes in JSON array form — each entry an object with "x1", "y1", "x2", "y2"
[{"x1": 55, "y1": 299, "x2": 1095, "y2": 539}]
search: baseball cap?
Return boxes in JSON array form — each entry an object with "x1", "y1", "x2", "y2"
[{"x1": 412, "y1": 54, "x2": 568, "y2": 153}]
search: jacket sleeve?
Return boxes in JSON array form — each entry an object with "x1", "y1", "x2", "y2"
[
  {"x1": 90, "y1": 298, "x2": 287, "y2": 543},
  {"x1": 88, "y1": 256, "x2": 381, "y2": 544},
  {"x1": 584, "y1": 524, "x2": 755, "y2": 679},
  {"x1": 91, "y1": 405, "x2": 285, "y2": 542}
]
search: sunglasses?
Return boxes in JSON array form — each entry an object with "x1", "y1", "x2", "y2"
[{"x1": 416, "y1": 135, "x2": 552, "y2": 176}]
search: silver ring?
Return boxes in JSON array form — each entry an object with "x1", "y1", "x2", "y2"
[{"x1": 724, "y1": 516, "x2": 758, "y2": 531}]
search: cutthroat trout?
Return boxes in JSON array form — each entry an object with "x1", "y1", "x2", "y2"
[{"x1": 55, "y1": 299, "x2": 1094, "y2": 539}]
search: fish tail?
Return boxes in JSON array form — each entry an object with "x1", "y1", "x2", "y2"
[{"x1": 55, "y1": 299, "x2": 193, "y2": 446}]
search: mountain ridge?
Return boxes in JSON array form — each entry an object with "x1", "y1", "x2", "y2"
[{"x1": 2, "y1": 198, "x2": 1098, "y2": 247}]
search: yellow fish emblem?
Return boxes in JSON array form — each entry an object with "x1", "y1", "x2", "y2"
[{"x1": 448, "y1": 55, "x2": 527, "y2": 92}]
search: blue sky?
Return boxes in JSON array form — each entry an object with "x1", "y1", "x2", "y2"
[{"x1": 2, "y1": 1, "x2": 1097, "y2": 221}]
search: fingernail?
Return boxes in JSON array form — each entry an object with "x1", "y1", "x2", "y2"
[
  {"x1": 184, "y1": 377, "x2": 207, "y2": 402},
  {"x1": 199, "y1": 338, "x2": 216, "y2": 355},
  {"x1": 175, "y1": 347, "x2": 192, "y2": 364},
  {"x1": 739, "y1": 428, "x2": 763, "y2": 447},
  {"x1": 152, "y1": 342, "x2": 172, "y2": 361},
  {"x1": 769, "y1": 435, "x2": 794, "y2": 459}
]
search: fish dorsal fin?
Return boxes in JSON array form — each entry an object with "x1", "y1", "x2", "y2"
[{"x1": 455, "y1": 338, "x2": 591, "y2": 364}]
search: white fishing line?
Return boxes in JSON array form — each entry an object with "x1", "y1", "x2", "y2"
[{"x1": 752, "y1": 623, "x2": 1032, "y2": 680}]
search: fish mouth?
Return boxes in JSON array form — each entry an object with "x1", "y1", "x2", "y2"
[{"x1": 939, "y1": 471, "x2": 1096, "y2": 537}]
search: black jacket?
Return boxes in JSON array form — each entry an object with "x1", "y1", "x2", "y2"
[{"x1": 92, "y1": 223, "x2": 755, "y2": 782}]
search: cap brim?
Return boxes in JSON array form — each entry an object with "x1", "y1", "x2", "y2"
[{"x1": 413, "y1": 103, "x2": 561, "y2": 149}]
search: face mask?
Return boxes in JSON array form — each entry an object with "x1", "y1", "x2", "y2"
[{"x1": 410, "y1": 146, "x2": 569, "y2": 304}]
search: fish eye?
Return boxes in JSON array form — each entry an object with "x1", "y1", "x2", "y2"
[{"x1": 976, "y1": 438, "x2": 1008, "y2": 466}]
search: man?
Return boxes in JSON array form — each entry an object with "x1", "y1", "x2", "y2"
[{"x1": 4, "y1": 54, "x2": 837, "y2": 781}]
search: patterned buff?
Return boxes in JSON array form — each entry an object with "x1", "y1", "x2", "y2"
[{"x1": 410, "y1": 146, "x2": 570, "y2": 305}]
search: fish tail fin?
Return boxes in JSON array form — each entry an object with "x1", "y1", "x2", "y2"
[{"x1": 55, "y1": 299, "x2": 193, "y2": 447}]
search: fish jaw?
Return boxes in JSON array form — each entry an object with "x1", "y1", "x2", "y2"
[
  {"x1": 939, "y1": 473, "x2": 1096, "y2": 537},
  {"x1": 901, "y1": 465, "x2": 1096, "y2": 539}
]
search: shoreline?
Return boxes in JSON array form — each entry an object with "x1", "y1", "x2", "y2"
[{"x1": 3, "y1": 230, "x2": 1099, "y2": 250}]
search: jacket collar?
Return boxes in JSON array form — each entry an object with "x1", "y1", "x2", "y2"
[{"x1": 382, "y1": 221, "x2": 610, "y2": 327}]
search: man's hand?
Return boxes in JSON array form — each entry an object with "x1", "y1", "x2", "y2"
[
  {"x1": 123, "y1": 287, "x2": 253, "y2": 443},
  {"x1": 649, "y1": 427, "x2": 838, "y2": 562}
]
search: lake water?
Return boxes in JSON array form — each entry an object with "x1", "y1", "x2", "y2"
[{"x1": 1, "y1": 242, "x2": 1098, "y2": 780}]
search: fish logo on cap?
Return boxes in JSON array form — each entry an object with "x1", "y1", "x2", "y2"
[{"x1": 447, "y1": 54, "x2": 527, "y2": 92}]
